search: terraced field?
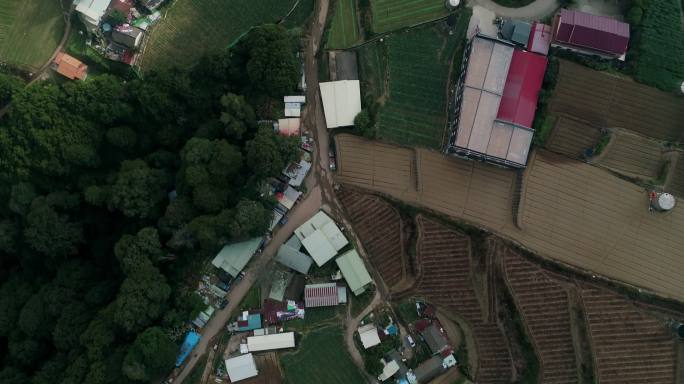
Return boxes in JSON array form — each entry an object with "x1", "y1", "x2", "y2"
[
  {"x1": 0, "y1": 0, "x2": 64, "y2": 70},
  {"x1": 337, "y1": 187, "x2": 408, "y2": 289},
  {"x1": 580, "y1": 284, "x2": 677, "y2": 384},
  {"x1": 503, "y1": 252, "x2": 578, "y2": 384},
  {"x1": 593, "y1": 130, "x2": 664, "y2": 180},
  {"x1": 327, "y1": 0, "x2": 361, "y2": 49},
  {"x1": 551, "y1": 60, "x2": 684, "y2": 142},
  {"x1": 370, "y1": 0, "x2": 449, "y2": 33},
  {"x1": 413, "y1": 216, "x2": 512, "y2": 383},
  {"x1": 545, "y1": 115, "x2": 601, "y2": 160},
  {"x1": 140, "y1": 0, "x2": 295, "y2": 71}
]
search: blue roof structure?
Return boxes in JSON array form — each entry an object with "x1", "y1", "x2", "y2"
[
  {"x1": 238, "y1": 314, "x2": 262, "y2": 332},
  {"x1": 386, "y1": 324, "x2": 398, "y2": 335},
  {"x1": 176, "y1": 331, "x2": 201, "y2": 367}
]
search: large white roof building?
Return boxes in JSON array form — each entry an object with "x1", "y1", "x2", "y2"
[
  {"x1": 247, "y1": 332, "x2": 296, "y2": 352},
  {"x1": 224, "y1": 353, "x2": 258, "y2": 382},
  {"x1": 295, "y1": 211, "x2": 348, "y2": 266},
  {"x1": 75, "y1": 0, "x2": 112, "y2": 30},
  {"x1": 319, "y1": 80, "x2": 362, "y2": 128}
]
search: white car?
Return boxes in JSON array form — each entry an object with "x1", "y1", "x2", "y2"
[{"x1": 406, "y1": 335, "x2": 416, "y2": 348}]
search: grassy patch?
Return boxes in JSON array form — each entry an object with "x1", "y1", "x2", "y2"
[
  {"x1": 238, "y1": 286, "x2": 261, "y2": 311},
  {"x1": 395, "y1": 299, "x2": 419, "y2": 324},
  {"x1": 140, "y1": 0, "x2": 296, "y2": 71},
  {"x1": 280, "y1": 326, "x2": 367, "y2": 384},
  {"x1": 593, "y1": 133, "x2": 611, "y2": 156},
  {"x1": 182, "y1": 354, "x2": 208, "y2": 384},
  {"x1": 533, "y1": 115, "x2": 555, "y2": 147},
  {"x1": 357, "y1": 38, "x2": 388, "y2": 107},
  {"x1": 351, "y1": 285, "x2": 375, "y2": 317},
  {"x1": 374, "y1": 19, "x2": 467, "y2": 148},
  {"x1": 654, "y1": 159, "x2": 671, "y2": 185},
  {"x1": 327, "y1": 0, "x2": 362, "y2": 49},
  {"x1": 370, "y1": 0, "x2": 449, "y2": 33},
  {"x1": 0, "y1": 0, "x2": 65, "y2": 71}
]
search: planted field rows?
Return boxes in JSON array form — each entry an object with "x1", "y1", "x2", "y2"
[
  {"x1": 241, "y1": 353, "x2": 283, "y2": 384},
  {"x1": 593, "y1": 130, "x2": 665, "y2": 180},
  {"x1": 666, "y1": 153, "x2": 684, "y2": 198},
  {"x1": 0, "y1": 0, "x2": 64, "y2": 70},
  {"x1": 370, "y1": 0, "x2": 449, "y2": 33},
  {"x1": 376, "y1": 26, "x2": 459, "y2": 148},
  {"x1": 327, "y1": 0, "x2": 361, "y2": 49},
  {"x1": 357, "y1": 39, "x2": 387, "y2": 102},
  {"x1": 580, "y1": 284, "x2": 677, "y2": 384},
  {"x1": 503, "y1": 252, "x2": 578, "y2": 384},
  {"x1": 140, "y1": 0, "x2": 294, "y2": 71},
  {"x1": 414, "y1": 216, "x2": 512, "y2": 383},
  {"x1": 337, "y1": 187, "x2": 408, "y2": 290},
  {"x1": 545, "y1": 115, "x2": 601, "y2": 160},
  {"x1": 550, "y1": 60, "x2": 684, "y2": 142}
]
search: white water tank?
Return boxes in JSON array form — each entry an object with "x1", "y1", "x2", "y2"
[
  {"x1": 653, "y1": 192, "x2": 676, "y2": 211},
  {"x1": 446, "y1": 0, "x2": 460, "y2": 8}
]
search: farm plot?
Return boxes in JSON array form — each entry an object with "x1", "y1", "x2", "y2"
[
  {"x1": 357, "y1": 39, "x2": 388, "y2": 102},
  {"x1": 579, "y1": 284, "x2": 677, "y2": 384},
  {"x1": 139, "y1": 0, "x2": 295, "y2": 71},
  {"x1": 327, "y1": 0, "x2": 361, "y2": 49},
  {"x1": 337, "y1": 187, "x2": 409, "y2": 290},
  {"x1": 666, "y1": 153, "x2": 684, "y2": 198},
  {"x1": 550, "y1": 60, "x2": 684, "y2": 142},
  {"x1": 0, "y1": 0, "x2": 64, "y2": 70},
  {"x1": 375, "y1": 25, "x2": 460, "y2": 148},
  {"x1": 240, "y1": 353, "x2": 283, "y2": 384},
  {"x1": 593, "y1": 129, "x2": 665, "y2": 180},
  {"x1": 370, "y1": 0, "x2": 449, "y2": 33},
  {"x1": 503, "y1": 251, "x2": 578, "y2": 384},
  {"x1": 545, "y1": 115, "x2": 602, "y2": 160},
  {"x1": 280, "y1": 326, "x2": 367, "y2": 384},
  {"x1": 413, "y1": 216, "x2": 512, "y2": 383}
]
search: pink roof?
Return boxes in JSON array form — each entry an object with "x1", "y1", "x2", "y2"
[
  {"x1": 527, "y1": 22, "x2": 552, "y2": 56},
  {"x1": 497, "y1": 50, "x2": 548, "y2": 128},
  {"x1": 304, "y1": 284, "x2": 339, "y2": 307},
  {"x1": 554, "y1": 9, "x2": 630, "y2": 55}
]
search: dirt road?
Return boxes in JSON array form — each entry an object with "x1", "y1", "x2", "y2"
[{"x1": 344, "y1": 290, "x2": 383, "y2": 382}]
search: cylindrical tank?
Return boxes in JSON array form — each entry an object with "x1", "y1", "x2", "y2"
[
  {"x1": 672, "y1": 322, "x2": 684, "y2": 339},
  {"x1": 446, "y1": 0, "x2": 460, "y2": 8},
  {"x1": 652, "y1": 192, "x2": 676, "y2": 211}
]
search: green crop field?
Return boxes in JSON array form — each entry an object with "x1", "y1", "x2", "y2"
[
  {"x1": 371, "y1": 18, "x2": 467, "y2": 148},
  {"x1": 370, "y1": 0, "x2": 449, "y2": 33},
  {"x1": 280, "y1": 326, "x2": 367, "y2": 384},
  {"x1": 327, "y1": 0, "x2": 361, "y2": 49},
  {"x1": 139, "y1": 0, "x2": 297, "y2": 71},
  {"x1": 0, "y1": 0, "x2": 64, "y2": 71}
]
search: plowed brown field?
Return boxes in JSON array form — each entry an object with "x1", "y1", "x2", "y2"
[
  {"x1": 593, "y1": 130, "x2": 664, "y2": 180},
  {"x1": 666, "y1": 152, "x2": 684, "y2": 198},
  {"x1": 546, "y1": 115, "x2": 601, "y2": 160},
  {"x1": 414, "y1": 216, "x2": 512, "y2": 383},
  {"x1": 337, "y1": 187, "x2": 409, "y2": 290},
  {"x1": 335, "y1": 134, "x2": 684, "y2": 302},
  {"x1": 550, "y1": 60, "x2": 684, "y2": 142},
  {"x1": 503, "y1": 252, "x2": 578, "y2": 383},
  {"x1": 580, "y1": 284, "x2": 677, "y2": 384}
]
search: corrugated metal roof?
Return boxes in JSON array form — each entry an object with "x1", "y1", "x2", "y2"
[
  {"x1": 528, "y1": 22, "x2": 552, "y2": 55},
  {"x1": 225, "y1": 353, "x2": 258, "y2": 382},
  {"x1": 295, "y1": 211, "x2": 348, "y2": 266},
  {"x1": 247, "y1": 332, "x2": 295, "y2": 352},
  {"x1": 276, "y1": 243, "x2": 313, "y2": 274},
  {"x1": 302, "y1": 230, "x2": 337, "y2": 266},
  {"x1": 497, "y1": 49, "x2": 548, "y2": 128},
  {"x1": 358, "y1": 324, "x2": 381, "y2": 349},
  {"x1": 319, "y1": 80, "x2": 362, "y2": 128},
  {"x1": 335, "y1": 249, "x2": 373, "y2": 296},
  {"x1": 555, "y1": 9, "x2": 629, "y2": 55},
  {"x1": 304, "y1": 283, "x2": 339, "y2": 307},
  {"x1": 211, "y1": 237, "x2": 262, "y2": 277}
]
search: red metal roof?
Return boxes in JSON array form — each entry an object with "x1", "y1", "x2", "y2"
[
  {"x1": 496, "y1": 50, "x2": 548, "y2": 128},
  {"x1": 527, "y1": 22, "x2": 552, "y2": 56},
  {"x1": 554, "y1": 9, "x2": 629, "y2": 56},
  {"x1": 304, "y1": 284, "x2": 339, "y2": 308}
]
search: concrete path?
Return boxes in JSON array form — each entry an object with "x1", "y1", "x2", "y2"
[{"x1": 469, "y1": 0, "x2": 560, "y2": 20}]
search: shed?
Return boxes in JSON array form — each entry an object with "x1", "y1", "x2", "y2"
[
  {"x1": 225, "y1": 353, "x2": 258, "y2": 382},
  {"x1": 335, "y1": 249, "x2": 373, "y2": 296},
  {"x1": 408, "y1": 356, "x2": 446, "y2": 384},
  {"x1": 276, "y1": 242, "x2": 313, "y2": 274},
  {"x1": 284, "y1": 95, "x2": 306, "y2": 103},
  {"x1": 421, "y1": 325, "x2": 449, "y2": 354},
  {"x1": 211, "y1": 237, "x2": 262, "y2": 277},
  {"x1": 305, "y1": 283, "x2": 340, "y2": 307},
  {"x1": 283, "y1": 159, "x2": 311, "y2": 187},
  {"x1": 175, "y1": 331, "x2": 201, "y2": 367},
  {"x1": 501, "y1": 20, "x2": 531, "y2": 47},
  {"x1": 284, "y1": 102, "x2": 301, "y2": 117},
  {"x1": 319, "y1": 80, "x2": 362, "y2": 128},
  {"x1": 237, "y1": 313, "x2": 262, "y2": 332},
  {"x1": 112, "y1": 26, "x2": 144, "y2": 48},
  {"x1": 295, "y1": 211, "x2": 348, "y2": 266},
  {"x1": 378, "y1": 360, "x2": 400, "y2": 381},
  {"x1": 75, "y1": 0, "x2": 112, "y2": 30},
  {"x1": 276, "y1": 186, "x2": 302, "y2": 210},
  {"x1": 247, "y1": 332, "x2": 296, "y2": 352},
  {"x1": 53, "y1": 52, "x2": 88, "y2": 81},
  {"x1": 552, "y1": 9, "x2": 630, "y2": 56},
  {"x1": 277, "y1": 118, "x2": 301, "y2": 137},
  {"x1": 268, "y1": 270, "x2": 293, "y2": 302},
  {"x1": 527, "y1": 22, "x2": 552, "y2": 55},
  {"x1": 358, "y1": 324, "x2": 382, "y2": 349}
]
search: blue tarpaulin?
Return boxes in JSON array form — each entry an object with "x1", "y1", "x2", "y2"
[
  {"x1": 386, "y1": 324, "x2": 398, "y2": 335},
  {"x1": 175, "y1": 330, "x2": 201, "y2": 367}
]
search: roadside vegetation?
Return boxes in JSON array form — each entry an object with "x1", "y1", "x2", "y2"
[{"x1": 0, "y1": 24, "x2": 302, "y2": 384}]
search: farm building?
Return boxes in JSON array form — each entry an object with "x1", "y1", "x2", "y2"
[
  {"x1": 304, "y1": 282, "x2": 347, "y2": 307},
  {"x1": 211, "y1": 237, "x2": 262, "y2": 277},
  {"x1": 528, "y1": 22, "x2": 552, "y2": 55},
  {"x1": 112, "y1": 26, "x2": 144, "y2": 49},
  {"x1": 247, "y1": 332, "x2": 296, "y2": 352},
  {"x1": 276, "y1": 239, "x2": 313, "y2": 275},
  {"x1": 75, "y1": 0, "x2": 112, "y2": 31},
  {"x1": 319, "y1": 80, "x2": 362, "y2": 128},
  {"x1": 295, "y1": 211, "x2": 348, "y2": 266},
  {"x1": 446, "y1": 34, "x2": 547, "y2": 168},
  {"x1": 52, "y1": 53, "x2": 88, "y2": 81},
  {"x1": 268, "y1": 270, "x2": 292, "y2": 302},
  {"x1": 378, "y1": 360, "x2": 400, "y2": 381},
  {"x1": 421, "y1": 324, "x2": 449, "y2": 354},
  {"x1": 551, "y1": 9, "x2": 630, "y2": 58},
  {"x1": 358, "y1": 324, "x2": 381, "y2": 349},
  {"x1": 283, "y1": 158, "x2": 311, "y2": 187},
  {"x1": 228, "y1": 312, "x2": 263, "y2": 332},
  {"x1": 276, "y1": 118, "x2": 301, "y2": 137},
  {"x1": 141, "y1": 0, "x2": 164, "y2": 11},
  {"x1": 284, "y1": 102, "x2": 301, "y2": 117},
  {"x1": 276, "y1": 186, "x2": 301, "y2": 210},
  {"x1": 407, "y1": 356, "x2": 446, "y2": 384},
  {"x1": 225, "y1": 353, "x2": 258, "y2": 382},
  {"x1": 284, "y1": 95, "x2": 306, "y2": 103},
  {"x1": 500, "y1": 20, "x2": 531, "y2": 47},
  {"x1": 335, "y1": 249, "x2": 373, "y2": 295}
]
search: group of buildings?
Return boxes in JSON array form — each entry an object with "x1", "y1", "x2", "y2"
[{"x1": 447, "y1": 8, "x2": 630, "y2": 168}]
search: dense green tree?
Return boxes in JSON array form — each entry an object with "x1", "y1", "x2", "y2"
[
  {"x1": 0, "y1": 367, "x2": 29, "y2": 384},
  {"x1": 109, "y1": 159, "x2": 167, "y2": 219},
  {"x1": 114, "y1": 265, "x2": 171, "y2": 334},
  {"x1": 53, "y1": 302, "x2": 91, "y2": 351},
  {"x1": 24, "y1": 198, "x2": 83, "y2": 260},
  {"x1": 115, "y1": 227, "x2": 163, "y2": 275},
  {"x1": 158, "y1": 197, "x2": 196, "y2": 236},
  {"x1": 0, "y1": 73, "x2": 24, "y2": 106},
  {"x1": 220, "y1": 93, "x2": 257, "y2": 140},
  {"x1": 32, "y1": 356, "x2": 66, "y2": 384},
  {"x1": 60, "y1": 355, "x2": 89, "y2": 384},
  {"x1": 230, "y1": 199, "x2": 271, "y2": 239},
  {"x1": 81, "y1": 313, "x2": 116, "y2": 361},
  {"x1": 354, "y1": 110, "x2": 376, "y2": 139},
  {"x1": 243, "y1": 25, "x2": 299, "y2": 97},
  {"x1": 106, "y1": 126, "x2": 138, "y2": 151},
  {"x1": 245, "y1": 126, "x2": 300, "y2": 178},
  {"x1": 7, "y1": 335, "x2": 46, "y2": 369},
  {"x1": 18, "y1": 294, "x2": 53, "y2": 339},
  {"x1": 8, "y1": 182, "x2": 36, "y2": 216},
  {"x1": 122, "y1": 327, "x2": 177, "y2": 381},
  {"x1": 0, "y1": 276, "x2": 33, "y2": 337},
  {"x1": 0, "y1": 219, "x2": 18, "y2": 254}
]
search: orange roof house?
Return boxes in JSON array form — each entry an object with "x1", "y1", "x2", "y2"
[{"x1": 53, "y1": 52, "x2": 88, "y2": 80}]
